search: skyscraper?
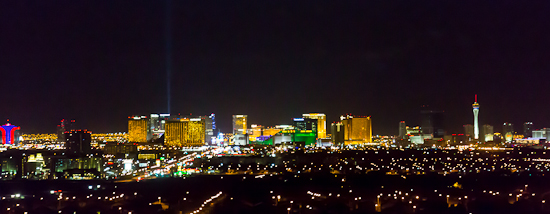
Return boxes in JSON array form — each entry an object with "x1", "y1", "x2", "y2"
[
  {"x1": 482, "y1": 125, "x2": 494, "y2": 142},
  {"x1": 57, "y1": 119, "x2": 75, "y2": 142},
  {"x1": 523, "y1": 122, "x2": 534, "y2": 138},
  {"x1": 420, "y1": 106, "x2": 444, "y2": 138},
  {"x1": 164, "y1": 118, "x2": 205, "y2": 147},
  {"x1": 303, "y1": 113, "x2": 327, "y2": 138},
  {"x1": 128, "y1": 116, "x2": 150, "y2": 143},
  {"x1": 210, "y1": 113, "x2": 216, "y2": 131},
  {"x1": 464, "y1": 124, "x2": 474, "y2": 137},
  {"x1": 0, "y1": 123, "x2": 20, "y2": 145},
  {"x1": 331, "y1": 122, "x2": 345, "y2": 146},
  {"x1": 202, "y1": 114, "x2": 215, "y2": 144},
  {"x1": 340, "y1": 115, "x2": 372, "y2": 145},
  {"x1": 149, "y1": 113, "x2": 170, "y2": 140},
  {"x1": 472, "y1": 95, "x2": 480, "y2": 140},
  {"x1": 398, "y1": 121, "x2": 407, "y2": 138},
  {"x1": 232, "y1": 115, "x2": 247, "y2": 135},
  {"x1": 65, "y1": 130, "x2": 92, "y2": 157},
  {"x1": 503, "y1": 123, "x2": 514, "y2": 142}
]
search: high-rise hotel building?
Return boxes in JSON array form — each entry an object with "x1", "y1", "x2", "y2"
[
  {"x1": 340, "y1": 115, "x2": 372, "y2": 145},
  {"x1": 483, "y1": 124, "x2": 494, "y2": 142},
  {"x1": 149, "y1": 113, "x2": 170, "y2": 140},
  {"x1": 164, "y1": 118, "x2": 205, "y2": 147},
  {"x1": 232, "y1": 115, "x2": 248, "y2": 135},
  {"x1": 0, "y1": 122, "x2": 20, "y2": 145},
  {"x1": 398, "y1": 121, "x2": 407, "y2": 138},
  {"x1": 523, "y1": 122, "x2": 533, "y2": 138},
  {"x1": 503, "y1": 123, "x2": 514, "y2": 142},
  {"x1": 303, "y1": 113, "x2": 327, "y2": 139},
  {"x1": 128, "y1": 116, "x2": 150, "y2": 143}
]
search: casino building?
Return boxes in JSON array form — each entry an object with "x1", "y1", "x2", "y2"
[{"x1": 0, "y1": 123, "x2": 20, "y2": 145}]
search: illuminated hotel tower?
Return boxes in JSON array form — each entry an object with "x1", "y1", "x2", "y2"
[
  {"x1": 0, "y1": 122, "x2": 20, "y2": 145},
  {"x1": 128, "y1": 116, "x2": 150, "y2": 143},
  {"x1": 232, "y1": 115, "x2": 247, "y2": 135},
  {"x1": 303, "y1": 113, "x2": 327, "y2": 138},
  {"x1": 472, "y1": 95, "x2": 480, "y2": 140}
]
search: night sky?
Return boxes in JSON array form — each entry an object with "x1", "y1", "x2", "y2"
[{"x1": 2, "y1": 1, "x2": 550, "y2": 135}]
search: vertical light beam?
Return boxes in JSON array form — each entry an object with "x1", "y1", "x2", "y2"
[{"x1": 165, "y1": 0, "x2": 172, "y2": 114}]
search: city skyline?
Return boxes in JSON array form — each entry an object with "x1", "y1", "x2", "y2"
[
  {"x1": 2, "y1": 99, "x2": 548, "y2": 137},
  {"x1": 2, "y1": 1, "x2": 550, "y2": 134},
  {"x1": 0, "y1": 0, "x2": 550, "y2": 214},
  {"x1": 2, "y1": 2, "x2": 550, "y2": 213}
]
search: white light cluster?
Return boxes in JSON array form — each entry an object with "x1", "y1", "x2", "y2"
[{"x1": 188, "y1": 191, "x2": 223, "y2": 214}]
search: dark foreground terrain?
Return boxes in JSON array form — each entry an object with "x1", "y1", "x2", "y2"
[{"x1": 2, "y1": 149, "x2": 550, "y2": 214}]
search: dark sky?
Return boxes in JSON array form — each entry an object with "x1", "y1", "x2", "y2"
[{"x1": 2, "y1": 1, "x2": 550, "y2": 135}]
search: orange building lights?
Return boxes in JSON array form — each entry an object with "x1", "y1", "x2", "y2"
[
  {"x1": 303, "y1": 113, "x2": 327, "y2": 139},
  {"x1": 341, "y1": 115, "x2": 372, "y2": 145},
  {"x1": 128, "y1": 116, "x2": 149, "y2": 143},
  {"x1": 164, "y1": 118, "x2": 205, "y2": 147}
]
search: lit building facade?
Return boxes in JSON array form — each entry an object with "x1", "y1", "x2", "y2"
[
  {"x1": 503, "y1": 123, "x2": 514, "y2": 142},
  {"x1": 232, "y1": 115, "x2": 247, "y2": 135},
  {"x1": 532, "y1": 128, "x2": 550, "y2": 139},
  {"x1": 164, "y1": 118, "x2": 205, "y2": 147},
  {"x1": 149, "y1": 113, "x2": 170, "y2": 140},
  {"x1": 249, "y1": 124, "x2": 263, "y2": 141},
  {"x1": 293, "y1": 118, "x2": 317, "y2": 136},
  {"x1": 202, "y1": 114, "x2": 215, "y2": 144},
  {"x1": 53, "y1": 157, "x2": 103, "y2": 179},
  {"x1": 303, "y1": 113, "x2": 327, "y2": 138},
  {"x1": 263, "y1": 126, "x2": 284, "y2": 136},
  {"x1": 340, "y1": 115, "x2": 372, "y2": 145},
  {"x1": 0, "y1": 123, "x2": 20, "y2": 145},
  {"x1": 103, "y1": 142, "x2": 138, "y2": 158},
  {"x1": 406, "y1": 126, "x2": 422, "y2": 135},
  {"x1": 232, "y1": 134, "x2": 249, "y2": 145},
  {"x1": 482, "y1": 125, "x2": 494, "y2": 142},
  {"x1": 128, "y1": 116, "x2": 150, "y2": 143},
  {"x1": 398, "y1": 121, "x2": 407, "y2": 138},
  {"x1": 403, "y1": 126, "x2": 432, "y2": 144}
]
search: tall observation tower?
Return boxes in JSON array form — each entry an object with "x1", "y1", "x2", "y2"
[{"x1": 472, "y1": 94, "x2": 480, "y2": 140}]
